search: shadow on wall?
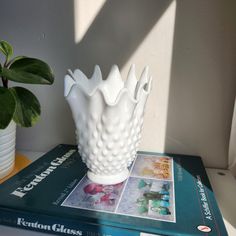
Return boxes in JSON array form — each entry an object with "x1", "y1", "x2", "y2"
[
  {"x1": 9, "y1": 0, "x2": 172, "y2": 151},
  {"x1": 164, "y1": 0, "x2": 236, "y2": 169},
  {"x1": 164, "y1": 1, "x2": 236, "y2": 230},
  {"x1": 73, "y1": 0, "x2": 172, "y2": 76}
]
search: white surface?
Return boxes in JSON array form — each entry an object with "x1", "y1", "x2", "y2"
[
  {"x1": 207, "y1": 168, "x2": 236, "y2": 236},
  {"x1": 206, "y1": 168, "x2": 236, "y2": 236},
  {"x1": 0, "y1": 1, "x2": 235, "y2": 169},
  {"x1": 0, "y1": 151, "x2": 235, "y2": 235},
  {"x1": 65, "y1": 65, "x2": 151, "y2": 184}
]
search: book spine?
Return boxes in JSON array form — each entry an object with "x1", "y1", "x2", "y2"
[{"x1": 0, "y1": 208, "x2": 142, "y2": 236}]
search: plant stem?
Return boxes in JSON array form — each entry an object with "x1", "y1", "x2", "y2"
[
  {"x1": 1, "y1": 77, "x2": 8, "y2": 88},
  {"x1": 1, "y1": 60, "x2": 9, "y2": 88}
]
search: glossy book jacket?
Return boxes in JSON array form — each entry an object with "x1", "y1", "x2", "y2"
[{"x1": 0, "y1": 144, "x2": 228, "y2": 236}]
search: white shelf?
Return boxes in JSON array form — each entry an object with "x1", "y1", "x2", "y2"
[{"x1": 206, "y1": 168, "x2": 236, "y2": 236}]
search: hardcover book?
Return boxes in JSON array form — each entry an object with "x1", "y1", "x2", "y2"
[{"x1": 0, "y1": 144, "x2": 228, "y2": 236}]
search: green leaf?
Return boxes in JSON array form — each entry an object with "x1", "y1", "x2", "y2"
[
  {"x1": 0, "y1": 87, "x2": 16, "y2": 129},
  {"x1": 0, "y1": 40, "x2": 13, "y2": 62},
  {"x1": 8, "y1": 55, "x2": 26, "y2": 65},
  {"x1": 0, "y1": 57, "x2": 54, "y2": 85},
  {"x1": 10, "y1": 87, "x2": 41, "y2": 127}
]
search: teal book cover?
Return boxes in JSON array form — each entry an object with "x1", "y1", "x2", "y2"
[{"x1": 0, "y1": 144, "x2": 228, "y2": 236}]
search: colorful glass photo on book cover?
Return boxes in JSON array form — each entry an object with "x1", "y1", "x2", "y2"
[
  {"x1": 62, "y1": 176, "x2": 125, "y2": 212},
  {"x1": 62, "y1": 154, "x2": 176, "y2": 223},
  {"x1": 117, "y1": 177, "x2": 175, "y2": 222},
  {"x1": 131, "y1": 155, "x2": 173, "y2": 180}
]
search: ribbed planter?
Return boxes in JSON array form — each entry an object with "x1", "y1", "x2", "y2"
[
  {"x1": 65, "y1": 64, "x2": 152, "y2": 185},
  {"x1": 0, "y1": 121, "x2": 16, "y2": 179}
]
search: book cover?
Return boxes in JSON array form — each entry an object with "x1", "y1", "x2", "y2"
[{"x1": 0, "y1": 144, "x2": 228, "y2": 236}]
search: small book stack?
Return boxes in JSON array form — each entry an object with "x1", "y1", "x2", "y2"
[{"x1": 0, "y1": 144, "x2": 228, "y2": 236}]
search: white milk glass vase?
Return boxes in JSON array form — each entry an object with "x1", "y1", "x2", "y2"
[
  {"x1": 64, "y1": 64, "x2": 152, "y2": 184},
  {"x1": 0, "y1": 121, "x2": 16, "y2": 179}
]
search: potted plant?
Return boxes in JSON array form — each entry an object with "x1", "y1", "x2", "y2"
[{"x1": 0, "y1": 40, "x2": 54, "y2": 179}]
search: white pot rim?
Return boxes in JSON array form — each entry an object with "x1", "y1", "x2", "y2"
[
  {"x1": 65, "y1": 65, "x2": 152, "y2": 106},
  {"x1": 67, "y1": 83, "x2": 152, "y2": 107},
  {"x1": 0, "y1": 120, "x2": 16, "y2": 132}
]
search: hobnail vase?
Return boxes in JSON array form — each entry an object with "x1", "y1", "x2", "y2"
[{"x1": 64, "y1": 64, "x2": 152, "y2": 184}]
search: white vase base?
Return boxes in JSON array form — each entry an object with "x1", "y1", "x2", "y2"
[{"x1": 87, "y1": 169, "x2": 129, "y2": 185}]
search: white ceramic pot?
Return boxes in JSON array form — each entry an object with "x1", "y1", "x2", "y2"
[
  {"x1": 0, "y1": 121, "x2": 16, "y2": 179},
  {"x1": 64, "y1": 64, "x2": 152, "y2": 184}
]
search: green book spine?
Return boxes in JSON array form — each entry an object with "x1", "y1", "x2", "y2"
[{"x1": 0, "y1": 208, "x2": 142, "y2": 236}]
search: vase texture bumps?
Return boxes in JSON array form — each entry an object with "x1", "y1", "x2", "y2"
[{"x1": 65, "y1": 64, "x2": 152, "y2": 184}]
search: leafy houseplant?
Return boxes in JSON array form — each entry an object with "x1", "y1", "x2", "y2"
[
  {"x1": 0, "y1": 40, "x2": 54, "y2": 129},
  {"x1": 0, "y1": 40, "x2": 54, "y2": 179}
]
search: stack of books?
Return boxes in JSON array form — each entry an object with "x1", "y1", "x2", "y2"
[{"x1": 0, "y1": 144, "x2": 228, "y2": 235}]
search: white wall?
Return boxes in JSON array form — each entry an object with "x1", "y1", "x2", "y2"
[
  {"x1": 163, "y1": 1, "x2": 236, "y2": 168},
  {"x1": 0, "y1": 0, "x2": 235, "y2": 168}
]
